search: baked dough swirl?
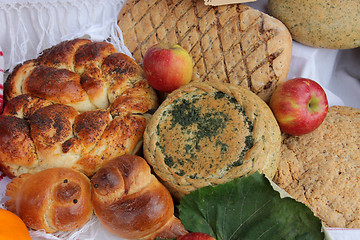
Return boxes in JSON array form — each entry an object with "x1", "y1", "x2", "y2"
[
  {"x1": 91, "y1": 154, "x2": 187, "y2": 239},
  {"x1": 5, "y1": 167, "x2": 93, "y2": 233}
]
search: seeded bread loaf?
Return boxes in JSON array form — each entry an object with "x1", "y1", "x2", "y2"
[
  {"x1": 118, "y1": 0, "x2": 292, "y2": 102},
  {"x1": 273, "y1": 106, "x2": 360, "y2": 228},
  {"x1": 143, "y1": 82, "x2": 281, "y2": 199}
]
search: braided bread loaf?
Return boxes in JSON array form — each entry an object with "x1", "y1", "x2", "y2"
[
  {"x1": 91, "y1": 154, "x2": 188, "y2": 240},
  {"x1": 0, "y1": 38, "x2": 158, "y2": 178}
]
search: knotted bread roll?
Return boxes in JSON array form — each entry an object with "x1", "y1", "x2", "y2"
[
  {"x1": 0, "y1": 38, "x2": 158, "y2": 178},
  {"x1": 91, "y1": 154, "x2": 188, "y2": 240},
  {"x1": 5, "y1": 167, "x2": 93, "y2": 233}
]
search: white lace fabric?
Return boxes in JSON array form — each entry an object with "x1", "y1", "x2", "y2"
[{"x1": 0, "y1": 0, "x2": 131, "y2": 71}]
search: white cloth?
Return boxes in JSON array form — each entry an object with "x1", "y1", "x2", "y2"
[{"x1": 0, "y1": 0, "x2": 131, "y2": 71}]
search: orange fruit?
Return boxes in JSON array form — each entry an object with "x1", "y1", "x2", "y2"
[{"x1": 0, "y1": 209, "x2": 32, "y2": 240}]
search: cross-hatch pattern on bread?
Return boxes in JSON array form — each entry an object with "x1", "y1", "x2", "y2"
[
  {"x1": 0, "y1": 39, "x2": 159, "y2": 178},
  {"x1": 118, "y1": 0, "x2": 292, "y2": 102}
]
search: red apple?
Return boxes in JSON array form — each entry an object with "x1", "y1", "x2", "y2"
[
  {"x1": 269, "y1": 77, "x2": 328, "y2": 136},
  {"x1": 178, "y1": 232, "x2": 216, "y2": 240},
  {"x1": 143, "y1": 43, "x2": 193, "y2": 93}
]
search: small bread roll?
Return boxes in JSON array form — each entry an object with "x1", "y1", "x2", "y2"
[
  {"x1": 91, "y1": 154, "x2": 188, "y2": 240},
  {"x1": 5, "y1": 168, "x2": 93, "y2": 233}
]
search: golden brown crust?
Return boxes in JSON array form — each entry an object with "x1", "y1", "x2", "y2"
[
  {"x1": 29, "y1": 104, "x2": 78, "y2": 159},
  {"x1": 0, "y1": 116, "x2": 38, "y2": 178},
  {"x1": 143, "y1": 81, "x2": 281, "y2": 199},
  {"x1": 1, "y1": 39, "x2": 159, "y2": 178},
  {"x1": 5, "y1": 173, "x2": 31, "y2": 213},
  {"x1": 273, "y1": 106, "x2": 360, "y2": 228},
  {"x1": 38, "y1": 38, "x2": 92, "y2": 70},
  {"x1": 2, "y1": 94, "x2": 53, "y2": 119},
  {"x1": 5, "y1": 168, "x2": 93, "y2": 233},
  {"x1": 73, "y1": 109, "x2": 111, "y2": 151},
  {"x1": 23, "y1": 65, "x2": 88, "y2": 105},
  {"x1": 3, "y1": 60, "x2": 36, "y2": 103},
  {"x1": 118, "y1": 0, "x2": 292, "y2": 102},
  {"x1": 91, "y1": 155, "x2": 187, "y2": 240},
  {"x1": 74, "y1": 41, "x2": 117, "y2": 74}
]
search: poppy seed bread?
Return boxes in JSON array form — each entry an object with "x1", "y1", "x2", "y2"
[{"x1": 0, "y1": 39, "x2": 158, "y2": 178}]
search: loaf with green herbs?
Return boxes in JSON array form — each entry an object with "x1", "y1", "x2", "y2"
[
  {"x1": 143, "y1": 82, "x2": 281, "y2": 200},
  {"x1": 268, "y1": 0, "x2": 360, "y2": 49}
]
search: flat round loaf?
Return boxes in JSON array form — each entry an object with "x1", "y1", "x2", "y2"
[
  {"x1": 143, "y1": 82, "x2": 281, "y2": 199},
  {"x1": 118, "y1": 0, "x2": 292, "y2": 102},
  {"x1": 5, "y1": 167, "x2": 93, "y2": 233},
  {"x1": 0, "y1": 38, "x2": 158, "y2": 178},
  {"x1": 268, "y1": 0, "x2": 360, "y2": 49},
  {"x1": 273, "y1": 106, "x2": 360, "y2": 228}
]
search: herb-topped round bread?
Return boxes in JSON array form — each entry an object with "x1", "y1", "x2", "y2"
[{"x1": 143, "y1": 82, "x2": 281, "y2": 199}]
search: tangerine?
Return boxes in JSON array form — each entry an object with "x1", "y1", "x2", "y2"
[{"x1": 0, "y1": 209, "x2": 32, "y2": 240}]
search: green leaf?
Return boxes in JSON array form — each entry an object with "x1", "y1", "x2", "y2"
[{"x1": 178, "y1": 172, "x2": 324, "y2": 240}]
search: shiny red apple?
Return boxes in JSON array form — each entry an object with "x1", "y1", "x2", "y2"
[
  {"x1": 269, "y1": 77, "x2": 328, "y2": 136},
  {"x1": 178, "y1": 232, "x2": 216, "y2": 240},
  {"x1": 143, "y1": 43, "x2": 193, "y2": 93}
]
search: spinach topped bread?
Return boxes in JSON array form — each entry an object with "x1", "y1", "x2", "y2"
[
  {"x1": 118, "y1": 0, "x2": 292, "y2": 102},
  {"x1": 143, "y1": 82, "x2": 281, "y2": 199}
]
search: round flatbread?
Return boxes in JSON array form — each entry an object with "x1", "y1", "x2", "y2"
[{"x1": 143, "y1": 81, "x2": 281, "y2": 199}]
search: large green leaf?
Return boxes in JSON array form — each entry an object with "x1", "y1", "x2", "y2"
[{"x1": 178, "y1": 172, "x2": 325, "y2": 240}]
